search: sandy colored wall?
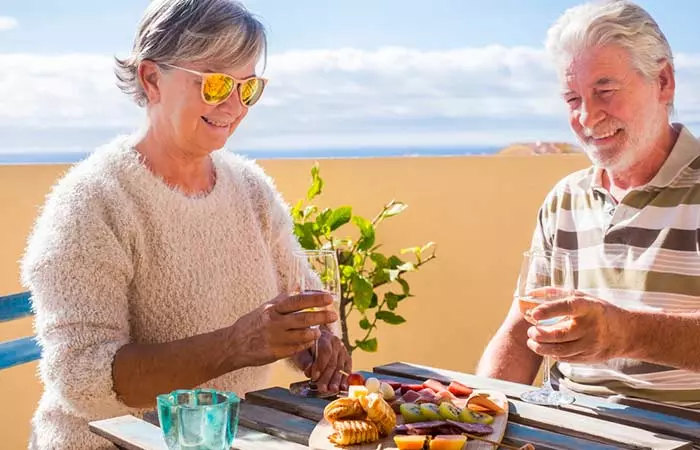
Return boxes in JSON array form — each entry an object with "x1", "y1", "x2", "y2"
[{"x1": 0, "y1": 154, "x2": 589, "y2": 448}]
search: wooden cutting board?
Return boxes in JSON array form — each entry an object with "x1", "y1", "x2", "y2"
[{"x1": 308, "y1": 390, "x2": 508, "y2": 450}]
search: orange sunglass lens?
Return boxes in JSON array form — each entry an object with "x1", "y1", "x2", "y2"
[
  {"x1": 239, "y1": 78, "x2": 264, "y2": 106},
  {"x1": 202, "y1": 74, "x2": 234, "y2": 104}
]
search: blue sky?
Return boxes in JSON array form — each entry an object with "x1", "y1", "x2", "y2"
[{"x1": 0, "y1": 0, "x2": 698, "y2": 155}]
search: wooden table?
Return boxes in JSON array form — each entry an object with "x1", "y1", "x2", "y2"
[{"x1": 90, "y1": 361, "x2": 700, "y2": 449}]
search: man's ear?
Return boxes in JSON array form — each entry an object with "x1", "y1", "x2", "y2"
[
  {"x1": 137, "y1": 60, "x2": 162, "y2": 104},
  {"x1": 657, "y1": 59, "x2": 675, "y2": 107}
]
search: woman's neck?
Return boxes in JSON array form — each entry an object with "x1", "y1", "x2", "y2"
[{"x1": 134, "y1": 130, "x2": 216, "y2": 196}]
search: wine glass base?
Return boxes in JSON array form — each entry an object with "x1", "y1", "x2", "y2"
[
  {"x1": 520, "y1": 389, "x2": 575, "y2": 406},
  {"x1": 289, "y1": 381, "x2": 339, "y2": 399}
]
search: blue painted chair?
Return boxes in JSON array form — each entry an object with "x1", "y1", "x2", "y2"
[{"x1": 0, "y1": 291, "x2": 41, "y2": 370}]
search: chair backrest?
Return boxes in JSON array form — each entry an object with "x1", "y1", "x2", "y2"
[{"x1": 0, "y1": 291, "x2": 41, "y2": 370}]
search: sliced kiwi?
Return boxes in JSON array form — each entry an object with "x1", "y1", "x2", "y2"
[
  {"x1": 419, "y1": 403, "x2": 442, "y2": 421},
  {"x1": 399, "y1": 402, "x2": 425, "y2": 423},
  {"x1": 438, "y1": 402, "x2": 461, "y2": 421},
  {"x1": 459, "y1": 408, "x2": 494, "y2": 425}
]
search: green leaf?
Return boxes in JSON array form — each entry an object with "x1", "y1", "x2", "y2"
[
  {"x1": 384, "y1": 292, "x2": 406, "y2": 310},
  {"x1": 388, "y1": 256, "x2": 405, "y2": 269},
  {"x1": 352, "y1": 216, "x2": 376, "y2": 251},
  {"x1": 369, "y1": 292, "x2": 378, "y2": 309},
  {"x1": 359, "y1": 318, "x2": 371, "y2": 330},
  {"x1": 372, "y1": 268, "x2": 390, "y2": 286},
  {"x1": 307, "y1": 163, "x2": 323, "y2": 200},
  {"x1": 370, "y1": 252, "x2": 388, "y2": 269},
  {"x1": 383, "y1": 201, "x2": 407, "y2": 218},
  {"x1": 302, "y1": 205, "x2": 318, "y2": 219},
  {"x1": 376, "y1": 311, "x2": 406, "y2": 325},
  {"x1": 351, "y1": 274, "x2": 373, "y2": 313},
  {"x1": 327, "y1": 206, "x2": 352, "y2": 231},
  {"x1": 291, "y1": 199, "x2": 304, "y2": 220},
  {"x1": 397, "y1": 278, "x2": 411, "y2": 296},
  {"x1": 356, "y1": 338, "x2": 378, "y2": 352},
  {"x1": 341, "y1": 265, "x2": 356, "y2": 278},
  {"x1": 400, "y1": 246, "x2": 421, "y2": 256},
  {"x1": 316, "y1": 208, "x2": 331, "y2": 229},
  {"x1": 294, "y1": 223, "x2": 317, "y2": 250}
]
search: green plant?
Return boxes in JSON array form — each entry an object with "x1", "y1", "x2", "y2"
[{"x1": 290, "y1": 163, "x2": 437, "y2": 354}]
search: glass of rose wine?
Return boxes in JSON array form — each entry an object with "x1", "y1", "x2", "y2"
[
  {"x1": 516, "y1": 249, "x2": 575, "y2": 406},
  {"x1": 288, "y1": 249, "x2": 341, "y2": 398}
]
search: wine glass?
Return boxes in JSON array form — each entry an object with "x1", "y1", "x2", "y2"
[
  {"x1": 516, "y1": 249, "x2": 576, "y2": 406},
  {"x1": 288, "y1": 249, "x2": 341, "y2": 398}
]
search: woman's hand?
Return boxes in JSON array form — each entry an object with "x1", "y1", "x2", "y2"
[
  {"x1": 292, "y1": 329, "x2": 352, "y2": 393},
  {"x1": 230, "y1": 291, "x2": 338, "y2": 368}
]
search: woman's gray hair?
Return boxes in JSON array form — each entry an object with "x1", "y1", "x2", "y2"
[
  {"x1": 115, "y1": 0, "x2": 267, "y2": 107},
  {"x1": 545, "y1": 1, "x2": 674, "y2": 93}
]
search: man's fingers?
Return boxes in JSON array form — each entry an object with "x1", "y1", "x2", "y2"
[
  {"x1": 274, "y1": 291, "x2": 333, "y2": 315},
  {"x1": 527, "y1": 321, "x2": 583, "y2": 344},
  {"x1": 527, "y1": 338, "x2": 586, "y2": 359},
  {"x1": 531, "y1": 297, "x2": 582, "y2": 321}
]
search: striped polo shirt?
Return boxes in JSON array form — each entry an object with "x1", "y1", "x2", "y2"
[{"x1": 530, "y1": 123, "x2": 700, "y2": 405}]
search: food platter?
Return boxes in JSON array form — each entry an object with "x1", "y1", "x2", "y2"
[{"x1": 308, "y1": 375, "x2": 513, "y2": 450}]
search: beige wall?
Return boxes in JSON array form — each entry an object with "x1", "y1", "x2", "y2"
[{"x1": 0, "y1": 154, "x2": 589, "y2": 448}]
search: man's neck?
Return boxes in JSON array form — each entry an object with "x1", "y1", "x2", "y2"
[{"x1": 602, "y1": 124, "x2": 678, "y2": 200}]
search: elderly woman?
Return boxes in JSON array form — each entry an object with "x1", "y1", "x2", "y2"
[{"x1": 20, "y1": 1, "x2": 351, "y2": 448}]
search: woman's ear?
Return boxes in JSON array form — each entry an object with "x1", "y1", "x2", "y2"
[{"x1": 138, "y1": 60, "x2": 162, "y2": 104}]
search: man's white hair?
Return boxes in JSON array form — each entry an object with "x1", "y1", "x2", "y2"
[{"x1": 545, "y1": 0, "x2": 675, "y2": 110}]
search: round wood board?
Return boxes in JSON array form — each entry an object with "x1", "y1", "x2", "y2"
[{"x1": 308, "y1": 390, "x2": 508, "y2": 450}]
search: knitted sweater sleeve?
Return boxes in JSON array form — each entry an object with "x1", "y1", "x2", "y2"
[{"x1": 21, "y1": 176, "x2": 139, "y2": 419}]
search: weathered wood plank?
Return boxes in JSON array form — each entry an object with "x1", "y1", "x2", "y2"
[
  {"x1": 374, "y1": 361, "x2": 700, "y2": 445},
  {"x1": 88, "y1": 415, "x2": 168, "y2": 450},
  {"x1": 246, "y1": 387, "x2": 627, "y2": 450},
  {"x1": 358, "y1": 372, "x2": 692, "y2": 450},
  {"x1": 89, "y1": 414, "x2": 308, "y2": 450},
  {"x1": 238, "y1": 403, "x2": 315, "y2": 446}
]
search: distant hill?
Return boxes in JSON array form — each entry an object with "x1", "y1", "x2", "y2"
[{"x1": 497, "y1": 142, "x2": 583, "y2": 155}]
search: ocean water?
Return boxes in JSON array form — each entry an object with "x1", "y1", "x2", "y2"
[{"x1": 0, "y1": 146, "x2": 501, "y2": 165}]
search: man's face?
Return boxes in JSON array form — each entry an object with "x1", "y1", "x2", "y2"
[{"x1": 561, "y1": 44, "x2": 672, "y2": 171}]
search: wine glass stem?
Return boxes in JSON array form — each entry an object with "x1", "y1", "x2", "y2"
[
  {"x1": 542, "y1": 355, "x2": 554, "y2": 392},
  {"x1": 309, "y1": 337, "x2": 319, "y2": 388}
]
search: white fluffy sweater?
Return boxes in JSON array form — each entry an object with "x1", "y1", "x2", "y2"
[{"x1": 21, "y1": 136, "x2": 309, "y2": 449}]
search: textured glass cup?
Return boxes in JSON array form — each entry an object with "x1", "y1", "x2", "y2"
[{"x1": 157, "y1": 389, "x2": 240, "y2": 450}]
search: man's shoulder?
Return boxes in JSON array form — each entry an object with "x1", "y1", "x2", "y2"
[{"x1": 542, "y1": 166, "x2": 596, "y2": 204}]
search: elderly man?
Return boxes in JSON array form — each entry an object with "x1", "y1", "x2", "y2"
[{"x1": 477, "y1": 0, "x2": 700, "y2": 408}]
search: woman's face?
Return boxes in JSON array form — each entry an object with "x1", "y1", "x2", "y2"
[{"x1": 140, "y1": 59, "x2": 258, "y2": 158}]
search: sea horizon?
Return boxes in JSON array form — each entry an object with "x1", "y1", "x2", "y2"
[{"x1": 0, "y1": 145, "x2": 505, "y2": 166}]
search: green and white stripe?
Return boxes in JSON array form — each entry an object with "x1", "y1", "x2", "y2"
[{"x1": 532, "y1": 124, "x2": 700, "y2": 404}]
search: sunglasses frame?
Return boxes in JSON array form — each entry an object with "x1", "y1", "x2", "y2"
[{"x1": 160, "y1": 63, "x2": 267, "y2": 107}]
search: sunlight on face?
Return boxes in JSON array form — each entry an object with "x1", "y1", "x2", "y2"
[
  {"x1": 560, "y1": 45, "x2": 668, "y2": 171},
  {"x1": 154, "y1": 59, "x2": 258, "y2": 156}
]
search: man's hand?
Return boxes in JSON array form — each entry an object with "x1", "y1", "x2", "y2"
[
  {"x1": 526, "y1": 291, "x2": 631, "y2": 363},
  {"x1": 293, "y1": 329, "x2": 352, "y2": 393}
]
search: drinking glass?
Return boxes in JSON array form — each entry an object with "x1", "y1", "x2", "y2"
[
  {"x1": 156, "y1": 388, "x2": 240, "y2": 450},
  {"x1": 516, "y1": 249, "x2": 576, "y2": 406},
  {"x1": 288, "y1": 249, "x2": 341, "y2": 398}
]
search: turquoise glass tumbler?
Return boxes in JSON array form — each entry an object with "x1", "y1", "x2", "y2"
[{"x1": 156, "y1": 389, "x2": 240, "y2": 450}]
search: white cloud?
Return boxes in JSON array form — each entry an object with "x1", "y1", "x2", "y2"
[
  {"x1": 0, "y1": 16, "x2": 18, "y2": 31},
  {"x1": 0, "y1": 45, "x2": 699, "y2": 153}
]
